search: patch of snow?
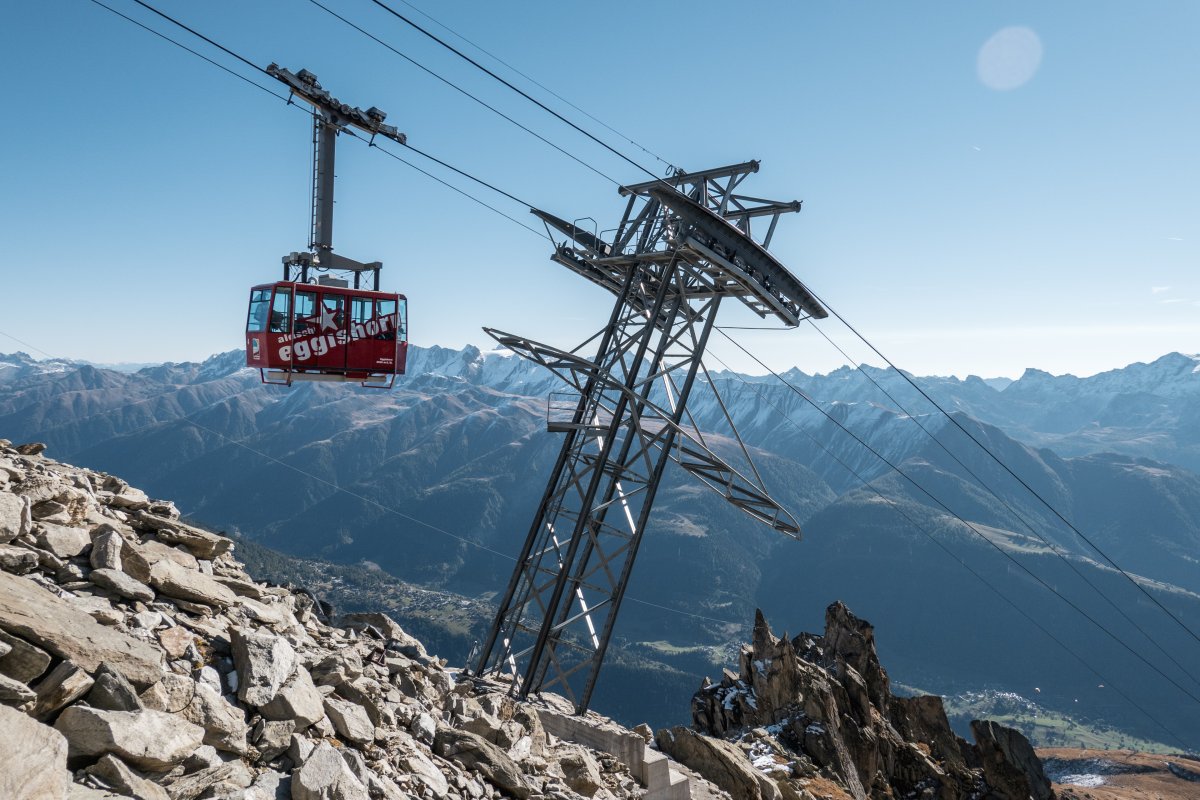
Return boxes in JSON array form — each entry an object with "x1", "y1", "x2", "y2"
[
  {"x1": 1055, "y1": 774, "x2": 1105, "y2": 788},
  {"x1": 198, "y1": 665, "x2": 222, "y2": 693},
  {"x1": 747, "y1": 742, "x2": 792, "y2": 776}
]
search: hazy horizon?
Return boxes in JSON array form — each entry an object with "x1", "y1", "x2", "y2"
[{"x1": 3, "y1": 341, "x2": 1196, "y2": 384}]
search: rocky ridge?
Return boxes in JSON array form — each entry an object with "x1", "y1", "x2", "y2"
[
  {"x1": 661, "y1": 606, "x2": 1053, "y2": 800},
  {"x1": 0, "y1": 443, "x2": 695, "y2": 800},
  {"x1": 0, "y1": 442, "x2": 1058, "y2": 800}
]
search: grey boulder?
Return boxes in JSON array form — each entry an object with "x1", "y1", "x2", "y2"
[
  {"x1": 260, "y1": 665, "x2": 325, "y2": 730},
  {"x1": 148, "y1": 558, "x2": 237, "y2": 608},
  {"x1": 89, "y1": 567, "x2": 155, "y2": 602},
  {"x1": 435, "y1": 727, "x2": 530, "y2": 799},
  {"x1": 0, "y1": 702, "x2": 71, "y2": 798},
  {"x1": 231, "y1": 626, "x2": 297, "y2": 707},
  {"x1": 0, "y1": 569, "x2": 162, "y2": 687},
  {"x1": 0, "y1": 493, "x2": 31, "y2": 543},
  {"x1": 54, "y1": 705, "x2": 206, "y2": 771},
  {"x1": 0, "y1": 543, "x2": 38, "y2": 574},
  {"x1": 292, "y1": 741, "x2": 369, "y2": 800},
  {"x1": 36, "y1": 522, "x2": 91, "y2": 558}
]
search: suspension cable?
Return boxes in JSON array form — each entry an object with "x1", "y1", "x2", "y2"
[
  {"x1": 387, "y1": 0, "x2": 676, "y2": 172},
  {"x1": 702, "y1": 346, "x2": 1191, "y2": 749},
  {"x1": 305, "y1": 0, "x2": 623, "y2": 187},
  {"x1": 801, "y1": 318, "x2": 1200, "y2": 691},
  {"x1": 716, "y1": 328, "x2": 1200, "y2": 713},
  {"x1": 806, "y1": 293, "x2": 1200, "y2": 650},
  {"x1": 86, "y1": 0, "x2": 552, "y2": 241},
  {"x1": 366, "y1": 0, "x2": 663, "y2": 182}
]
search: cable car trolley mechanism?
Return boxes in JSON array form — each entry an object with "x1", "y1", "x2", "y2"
[{"x1": 244, "y1": 65, "x2": 408, "y2": 388}]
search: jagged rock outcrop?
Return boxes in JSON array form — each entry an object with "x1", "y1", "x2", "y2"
[
  {"x1": 971, "y1": 720, "x2": 1053, "y2": 800},
  {"x1": 666, "y1": 605, "x2": 1054, "y2": 800},
  {"x1": 0, "y1": 443, "x2": 690, "y2": 800}
]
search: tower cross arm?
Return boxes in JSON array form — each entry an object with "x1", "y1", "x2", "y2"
[
  {"x1": 617, "y1": 160, "x2": 762, "y2": 196},
  {"x1": 649, "y1": 186, "x2": 828, "y2": 321},
  {"x1": 267, "y1": 64, "x2": 407, "y2": 145}
]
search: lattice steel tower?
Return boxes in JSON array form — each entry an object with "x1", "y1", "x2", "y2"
[{"x1": 475, "y1": 161, "x2": 827, "y2": 713}]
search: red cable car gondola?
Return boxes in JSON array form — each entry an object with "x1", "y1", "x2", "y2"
[
  {"x1": 246, "y1": 278, "x2": 407, "y2": 389},
  {"x1": 245, "y1": 65, "x2": 410, "y2": 389}
]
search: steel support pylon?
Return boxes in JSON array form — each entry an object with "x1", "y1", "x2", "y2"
[{"x1": 476, "y1": 162, "x2": 827, "y2": 713}]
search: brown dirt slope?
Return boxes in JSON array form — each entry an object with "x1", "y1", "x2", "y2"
[{"x1": 1038, "y1": 748, "x2": 1200, "y2": 800}]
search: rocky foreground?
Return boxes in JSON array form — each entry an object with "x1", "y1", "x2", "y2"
[{"x1": 0, "y1": 441, "x2": 1064, "y2": 800}]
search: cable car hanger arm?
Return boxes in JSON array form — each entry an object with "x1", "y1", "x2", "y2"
[{"x1": 266, "y1": 64, "x2": 407, "y2": 146}]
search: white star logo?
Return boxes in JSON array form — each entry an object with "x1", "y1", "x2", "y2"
[{"x1": 314, "y1": 303, "x2": 338, "y2": 331}]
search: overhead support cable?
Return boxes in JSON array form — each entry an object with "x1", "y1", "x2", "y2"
[
  {"x1": 86, "y1": 0, "x2": 289, "y2": 102},
  {"x1": 399, "y1": 141, "x2": 535, "y2": 208},
  {"x1": 366, "y1": 0, "x2": 665, "y2": 182},
  {"x1": 127, "y1": 0, "x2": 269, "y2": 76},
  {"x1": 716, "y1": 328, "x2": 1200, "y2": 715},
  {"x1": 340, "y1": 130, "x2": 548, "y2": 240},
  {"x1": 807, "y1": 294, "x2": 1200, "y2": 650},
  {"x1": 387, "y1": 0, "x2": 676, "y2": 172},
  {"x1": 305, "y1": 0, "x2": 622, "y2": 187},
  {"x1": 84, "y1": 0, "x2": 551, "y2": 241},
  {"x1": 340, "y1": 0, "x2": 1200, "y2": 669}
]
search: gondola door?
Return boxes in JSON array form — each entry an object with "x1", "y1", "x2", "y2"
[
  {"x1": 292, "y1": 289, "x2": 347, "y2": 374},
  {"x1": 345, "y1": 295, "x2": 400, "y2": 374},
  {"x1": 316, "y1": 291, "x2": 348, "y2": 374}
]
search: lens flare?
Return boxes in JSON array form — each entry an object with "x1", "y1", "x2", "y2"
[{"x1": 977, "y1": 26, "x2": 1043, "y2": 91}]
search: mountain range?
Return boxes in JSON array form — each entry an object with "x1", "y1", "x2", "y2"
[{"x1": 3, "y1": 345, "x2": 1200, "y2": 748}]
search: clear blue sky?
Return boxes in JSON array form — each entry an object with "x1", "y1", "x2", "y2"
[{"x1": 3, "y1": 1, "x2": 1197, "y2": 378}]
